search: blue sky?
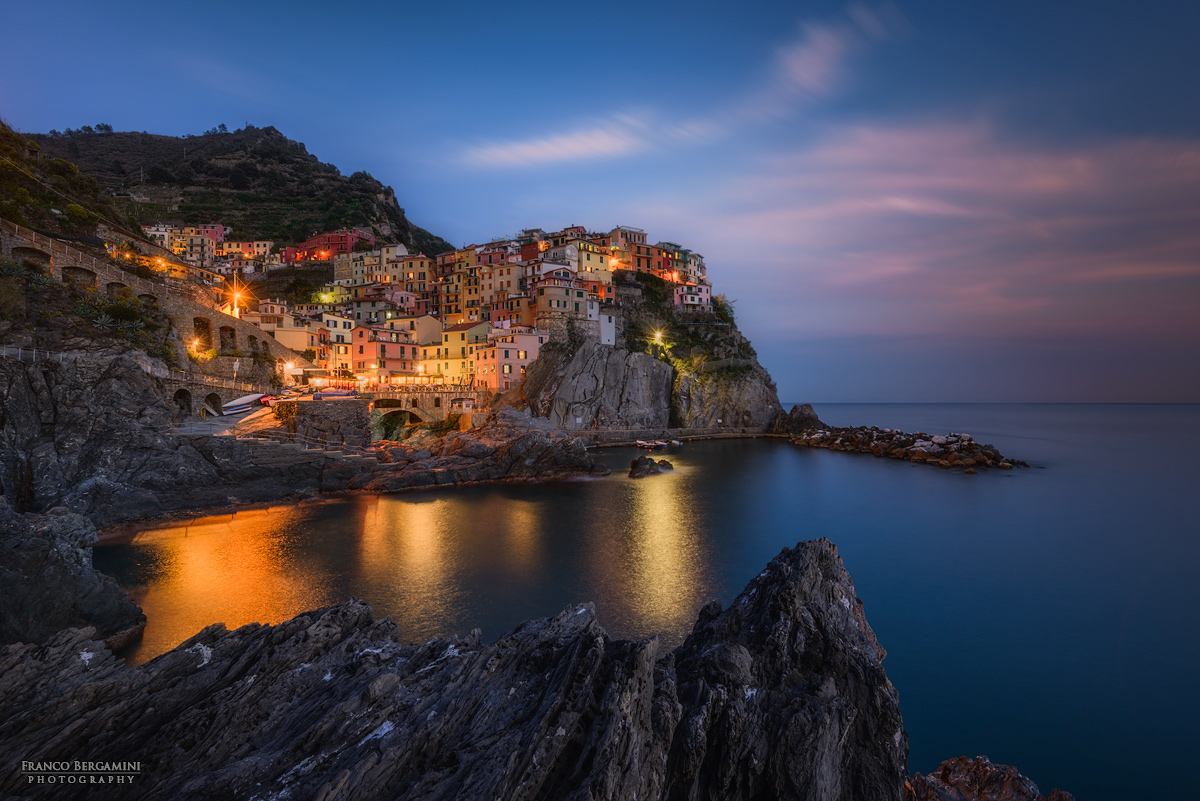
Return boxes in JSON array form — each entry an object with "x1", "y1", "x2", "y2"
[{"x1": 3, "y1": 0, "x2": 1198, "y2": 401}]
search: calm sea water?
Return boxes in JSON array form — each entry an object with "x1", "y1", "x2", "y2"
[{"x1": 94, "y1": 404, "x2": 1200, "y2": 800}]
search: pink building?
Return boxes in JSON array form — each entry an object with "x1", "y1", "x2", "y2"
[
  {"x1": 673, "y1": 282, "x2": 712, "y2": 310},
  {"x1": 194, "y1": 223, "x2": 227, "y2": 242},
  {"x1": 474, "y1": 330, "x2": 547, "y2": 391},
  {"x1": 350, "y1": 325, "x2": 421, "y2": 382}
]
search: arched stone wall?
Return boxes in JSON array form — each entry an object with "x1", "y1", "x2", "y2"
[
  {"x1": 192, "y1": 317, "x2": 213, "y2": 350},
  {"x1": 219, "y1": 325, "x2": 237, "y2": 354},
  {"x1": 62, "y1": 265, "x2": 98, "y2": 288},
  {"x1": 11, "y1": 245, "x2": 51, "y2": 270},
  {"x1": 173, "y1": 388, "x2": 192, "y2": 416},
  {"x1": 203, "y1": 393, "x2": 223, "y2": 416}
]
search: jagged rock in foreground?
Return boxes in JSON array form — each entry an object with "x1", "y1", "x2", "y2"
[
  {"x1": 0, "y1": 501, "x2": 144, "y2": 646},
  {"x1": 354, "y1": 407, "x2": 609, "y2": 491},
  {"x1": 0, "y1": 539, "x2": 908, "y2": 801},
  {"x1": 905, "y1": 756, "x2": 1076, "y2": 801}
]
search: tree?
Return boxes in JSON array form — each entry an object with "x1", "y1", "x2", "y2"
[
  {"x1": 217, "y1": 123, "x2": 228, "y2": 133},
  {"x1": 95, "y1": 123, "x2": 113, "y2": 133},
  {"x1": 79, "y1": 125, "x2": 95, "y2": 134}
]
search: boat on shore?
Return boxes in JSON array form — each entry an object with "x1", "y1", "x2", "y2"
[{"x1": 636, "y1": 439, "x2": 669, "y2": 450}]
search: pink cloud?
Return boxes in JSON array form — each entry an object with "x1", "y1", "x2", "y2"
[{"x1": 634, "y1": 122, "x2": 1200, "y2": 343}]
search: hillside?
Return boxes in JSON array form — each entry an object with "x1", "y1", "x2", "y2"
[
  {"x1": 0, "y1": 122, "x2": 141, "y2": 239},
  {"x1": 27, "y1": 125, "x2": 453, "y2": 256}
]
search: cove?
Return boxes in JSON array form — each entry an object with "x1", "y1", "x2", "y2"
[{"x1": 94, "y1": 403, "x2": 1200, "y2": 801}]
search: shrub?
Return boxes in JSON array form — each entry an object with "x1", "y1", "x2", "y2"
[
  {"x1": 0, "y1": 276, "x2": 24, "y2": 317},
  {"x1": 65, "y1": 203, "x2": 90, "y2": 221}
]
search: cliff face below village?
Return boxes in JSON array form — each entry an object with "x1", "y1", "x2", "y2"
[
  {"x1": 0, "y1": 539, "x2": 911, "y2": 801},
  {"x1": 520, "y1": 336, "x2": 785, "y2": 433},
  {"x1": 518, "y1": 273, "x2": 787, "y2": 433}
]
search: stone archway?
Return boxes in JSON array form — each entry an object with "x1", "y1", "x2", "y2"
[
  {"x1": 173, "y1": 388, "x2": 192, "y2": 416},
  {"x1": 192, "y1": 317, "x2": 213, "y2": 350},
  {"x1": 138, "y1": 293, "x2": 158, "y2": 305},
  {"x1": 106, "y1": 281, "x2": 128, "y2": 297},
  {"x1": 11, "y1": 246, "x2": 51, "y2": 271},
  {"x1": 62, "y1": 265, "x2": 98, "y2": 288},
  {"x1": 248, "y1": 335, "x2": 258, "y2": 351},
  {"x1": 203, "y1": 393, "x2": 223, "y2": 417},
  {"x1": 219, "y1": 325, "x2": 237, "y2": 353}
]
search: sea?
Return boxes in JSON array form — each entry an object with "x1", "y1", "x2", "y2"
[{"x1": 94, "y1": 404, "x2": 1200, "y2": 800}]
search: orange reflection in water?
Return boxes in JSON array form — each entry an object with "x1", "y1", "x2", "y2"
[
  {"x1": 123, "y1": 505, "x2": 336, "y2": 664},
  {"x1": 584, "y1": 466, "x2": 705, "y2": 638}
]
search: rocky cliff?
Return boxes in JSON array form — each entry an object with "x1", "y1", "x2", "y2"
[
  {"x1": 519, "y1": 272, "x2": 786, "y2": 432},
  {"x1": 0, "y1": 539, "x2": 909, "y2": 801},
  {"x1": 521, "y1": 338, "x2": 785, "y2": 432},
  {"x1": 0, "y1": 353, "x2": 340, "y2": 527},
  {"x1": 521, "y1": 340, "x2": 675, "y2": 429},
  {"x1": 0, "y1": 501, "x2": 144, "y2": 646}
]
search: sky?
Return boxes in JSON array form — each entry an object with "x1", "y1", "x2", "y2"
[{"x1": 2, "y1": 0, "x2": 1198, "y2": 402}]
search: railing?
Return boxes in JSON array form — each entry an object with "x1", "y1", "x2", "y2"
[{"x1": 2, "y1": 219, "x2": 222, "y2": 308}]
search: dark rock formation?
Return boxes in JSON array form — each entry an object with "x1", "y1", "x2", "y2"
[
  {"x1": 357, "y1": 407, "x2": 608, "y2": 491},
  {"x1": 523, "y1": 340, "x2": 675, "y2": 429},
  {"x1": 905, "y1": 756, "x2": 1076, "y2": 801},
  {"x1": 0, "y1": 500, "x2": 144, "y2": 646},
  {"x1": 522, "y1": 337, "x2": 786, "y2": 433},
  {"x1": 628, "y1": 455, "x2": 673, "y2": 478},
  {"x1": 0, "y1": 354, "x2": 353, "y2": 527},
  {"x1": 790, "y1": 425, "x2": 1028, "y2": 471},
  {"x1": 0, "y1": 539, "x2": 909, "y2": 801},
  {"x1": 0, "y1": 355, "x2": 607, "y2": 528},
  {"x1": 777, "y1": 402, "x2": 828, "y2": 434}
]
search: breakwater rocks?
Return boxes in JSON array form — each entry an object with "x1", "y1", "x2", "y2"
[
  {"x1": 0, "y1": 501, "x2": 144, "y2": 646},
  {"x1": 354, "y1": 407, "x2": 608, "y2": 491},
  {"x1": 0, "y1": 539, "x2": 909, "y2": 800},
  {"x1": 905, "y1": 755, "x2": 1076, "y2": 801},
  {"x1": 791, "y1": 426, "x2": 1028, "y2": 472}
]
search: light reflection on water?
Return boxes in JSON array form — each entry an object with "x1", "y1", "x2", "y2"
[
  {"x1": 100, "y1": 458, "x2": 718, "y2": 667},
  {"x1": 94, "y1": 406, "x2": 1200, "y2": 801}
]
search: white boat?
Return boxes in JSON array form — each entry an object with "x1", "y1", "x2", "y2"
[{"x1": 224, "y1": 393, "x2": 265, "y2": 408}]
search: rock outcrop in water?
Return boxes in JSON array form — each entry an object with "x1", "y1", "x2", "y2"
[
  {"x1": 0, "y1": 500, "x2": 144, "y2": 647},
  {"x1": 789, "y1": 425, "x2": 1028, "y2": 471},
  {"x1": 905, "y1": 756, "x2": 1076, "y2": 801},
  {"x1": 0, "y1": 539, "x2": 909, "y2": 801}
]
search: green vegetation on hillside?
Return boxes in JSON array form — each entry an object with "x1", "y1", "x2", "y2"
[
  {"x1": 0, "y1": 122, "x2": 141, "y2": 238},
  {"x1": 0, "y1": 258, "x2": 177, "y2": 364},
  {"x1": 29, "y1": 125, "x2": 454, "y2": 255}
]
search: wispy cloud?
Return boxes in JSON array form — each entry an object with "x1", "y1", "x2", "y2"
[
  {"x1": 633, "y1": 122, "x2": 1200, "y2": 343},
  {"x1": 461, "y1": 118, "x2": 648, "y2": 168},
  {"x1": 458, "y1": 5, "x2": 907, "y2": 168}
]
